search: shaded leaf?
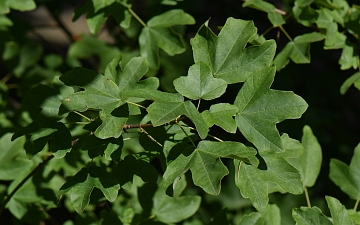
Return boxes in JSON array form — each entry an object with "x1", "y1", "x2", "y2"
[
  {"x1": 238, "y1": 212, "x2": 265, "y2": 225},
  {"x1": 59, "y1": 166, "x2": 120, "y2": 214}
]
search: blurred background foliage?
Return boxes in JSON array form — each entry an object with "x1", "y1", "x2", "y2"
[{"x1": 1, "y1": 0, "x2": 360, "y2": 224}]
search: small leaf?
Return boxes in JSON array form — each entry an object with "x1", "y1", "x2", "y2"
[
  {"x1": 292, "y1": 207, "x2": 332, "y2": 225},
  {"x1": 287, "y1": 125, "x2": 322, "y2": 187},
  {"x1": 201, "y1": 103, "x2": 238, "y2": 133},
  {"x1": 238, "y1": 212, "x2": 265, "y2": 225},
  {"x1": 6, "y1": 0, "x2": 36, "y2": 11},
  {"x1": 59, "y1": 166, "x2": 120, "y2": 214},
  {"x1": 147, "y1": 100, "x2": 209, "y2": 139},
  {"x1": 0, "y1": 134, "x2": 33, "y2": 180},
  {"x1": 191, "y1": 18, "x2": 276, "y2": 84},
  {"x1": 173, "y1": 61, "x2": 227, "y2": 100},
  {"x1": 163, "y1": 141, "x2": 258, "y2": 196},
  {"x1": 325, "y1": 196, "x2": 353, "y2": 225},
  {"x1": 139, "y1": 9, "x2": 195, "y2": 69},
  {"x1": 152, "y1": 184, "x2": 201, "y2": 223},
  {"x1": 234, "y1": 66, "x2": 308, "y2": 153},
  {"x1": 329, "y1": 159, "x2": 360, "y2": 200},
  {"x1": 340, "y1": 72, "x2": 360, "y2": 95}
]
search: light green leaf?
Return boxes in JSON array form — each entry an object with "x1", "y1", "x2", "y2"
[
  {"x1": 152, "y1": 185, "x2": 201, "y2": 223},
  {"x1": 139, "y1": 9, "x2": 195, "y2": 69},
  {"x1": 339, "y1": 44, "x2": 359, "y2": 70},
  {"x1": 287, "y1": 125, "x2": 322, "y2": 187},
  {"x1": 238, "y1": 212, "x2": 265, "y2": 225},
  {"x1": 147, "y1": 100, "x2": 209, "y2": 139},
  {"x1": 268, "y1": 12, "x2": 285, "y2": 27},
  {"x1": 201, "y1": 103, "x2": 238, "y2": 133},
  {"x1": 325, "y1": 196, "x2": 353, "y2": 225},
  {"x1": 234, "y1": 66, "x2": 308, "y2": 153},
  {"x1": 173, "y1": 61, "x2": 227, "y2": 100},
  {"x1": 6, "y1": 0, "x2": 36, "y2": 11},
  {"x1": 191, "y1": 18, "x2": 276, "y2": 84},
  {"x1": 235, "y1": 160, "x2": 268, "y2": 211},
  {"x1": 59, "y1": 166, "x2": 120, "y2": 214},
  {"x1": 292, "y1": 206, "x2": 332, "y2": 225},
  {"x1": 0, "y1": 133, "x2": 33, "y2": 180},
  {"x1": 92, "y1": 0, "x2": 115, "y2": 12},
  {"x1": 262, "y1": 204, "x2": 281, "y2": 225},
  {"x1": 243, "y1": 0, "x2": 276, "y2": 13},
  {"x1": 163, "y1": 140, "x2": 258, "y2": 195},
  {"x1": 340, "y1": 72, "x2": 360, "y2": 95},
  {"x1": 348, "y1": 209, "x2": 360, "y2": 224},
  {"x1": 329, "y1": 158, "x2": 360, "y2": 200}
]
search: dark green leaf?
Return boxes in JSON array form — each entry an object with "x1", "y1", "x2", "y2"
[{"x1": 201, "y1": 103, "x2": 238, "y2": 133}]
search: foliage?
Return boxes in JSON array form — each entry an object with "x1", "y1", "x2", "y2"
[{"x1": 1, "y1": 0, "x2": 360, "y2": 224}]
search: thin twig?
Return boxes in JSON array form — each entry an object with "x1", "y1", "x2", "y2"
[
  {"x1": 128, "y1": 7, "x2": 147, "y2": 27},
  {"x1": 304, "y1": 187, "x2": 311, "y2": 208},
  {"x1": 1, "y1": 73, "x2": 13, "y2": 84},
  {"x1": 279, "y1": 25, "x2": 293, "y2": 42},
  {"x1": 0, "y1": 155, "x2": 54, "y2": 217},
  {"x1": 140, "y1": 127, "x2": 163, "y2": 147},
  {"x1": 122, "y1": 116, "x2": 186, "y2": 130},
  {"x1": 176, "y1": 121, "x2": 196, "y2": 147},
  {"x1": 354, "y1": 197, "x2": 360, "y2": 211}
]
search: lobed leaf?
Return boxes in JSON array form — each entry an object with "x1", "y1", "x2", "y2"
[
  {"x1": 234, "y1": 66, "x2": 308, "y2": 153},
  {"x1": 325, "y1": 196, "x2": 353, "y2": 225},
  {"x1": 191, "y1": 18, "x2": 276, "y2": 84}
]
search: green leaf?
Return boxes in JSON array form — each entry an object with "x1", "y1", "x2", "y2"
[
  {"x1": 67, "y1": 34, "x2": 121, "y2": 72},
  {"x1": 60, "y1": 67, "x2": 128, "y2": 139},
  {"x1": 0, "y1": 133, "x2": 34, "y2": 180},
  {"x1": 339, "y1": 44, "x2": 359, "y2": 70},
  {"x1": 163, "y1": 140, "x2": 258, "y2": 195},
  {"x1": 191, "y1": 18, "x2": 276, "y2": 84},
  {"x1": 139, "y1": 9, "x2": 195, "y2": 69},
  {"x1": 6, "y1": 0, "x2": 36, "y2": 11},
  {"x1": 152, "y1": 184, "x2": 201, "y2": 223},
  {"x1": 340, "y1": 72, "x2": 360, "y2": 95},
  {"x1": 287, "y1": 125, "x2": 322, "y2": 187},
  {"x1": 235, "y1": 160, "x2": 268, "y2": 211},
  {"x1": 201, "y1": 103, "x2": 238, "y2": 133},
  {"x1": 73, "y1": 0, "x2": 130, "y2": 35},
  {"x1": 147, "y1": 100, "x2": 209, "y2": 139},
  {"x1": 238, "y1": 212, "x2": 265, "y2": 225},
  {"x1": 262, "y1": 204, "x2": 281, "y2": 225},
  {"x1": 292, "y1": 207, "x2": 332, "y2": 225},
  {"x1": 13, "y1": 42, "x2": 43, "y2": 76},
  {"x1": 325, "y1": 196, "x2": 353, "y2": 225},
  {"x1": 329, "y1": 143, "x2": 360, "y2": 200},
  {"x1": 236, "y1": 134, "x2": 303, "y2": 211},
  {"x1": 173, "y1": 61, "x2": 227, "y2": 100},
  {"x1": 274, "y1": 32, "x2": 325, "y2": 71},
  {"x1": 329, "y1": 159, "x2": 360, "y2": 200},
  {"x1": 59, "y1": 166, "x2": 120, "y2": 214},
  {"x1": 234, "y1": 66, "x2": 308, "y2": 153}
]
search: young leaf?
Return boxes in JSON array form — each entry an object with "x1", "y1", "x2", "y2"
[
  {"x1": 340, "y1": 72, "x2": 360, "y2": 95},
  {"x1": 325, "y1": 196, "x2": 353, "y2": 225},
  {"x1": 173, "y1": 61, "x2": 227, "y2": 100},
  {"x1": 329, "y1": 143, "x2": 360, "y2": 200},
  {"x1": 287, "y1": 125, "x2": 322, "y2": 188},
  {"x1": 139, "y1": 9, "x2": 195, "y2": 69},
  {"x1": 59, "y1": 166, "x2": 120, "y2": 214},
  {"x1": 191, "y1": 18, "x2": 276, "y2": 84},
  {"x1": 292, "y1": 206, "x2": 332, "y2": 225},
  {"x1": 234, "y1": 66, "x2": 308, "y2": 153},
  {"x1": 201, "y1": 103, "x2": 238, "y2": 133},
  {"x1": 162, "y1": 140, "x2": 258, "y2": 196}
]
